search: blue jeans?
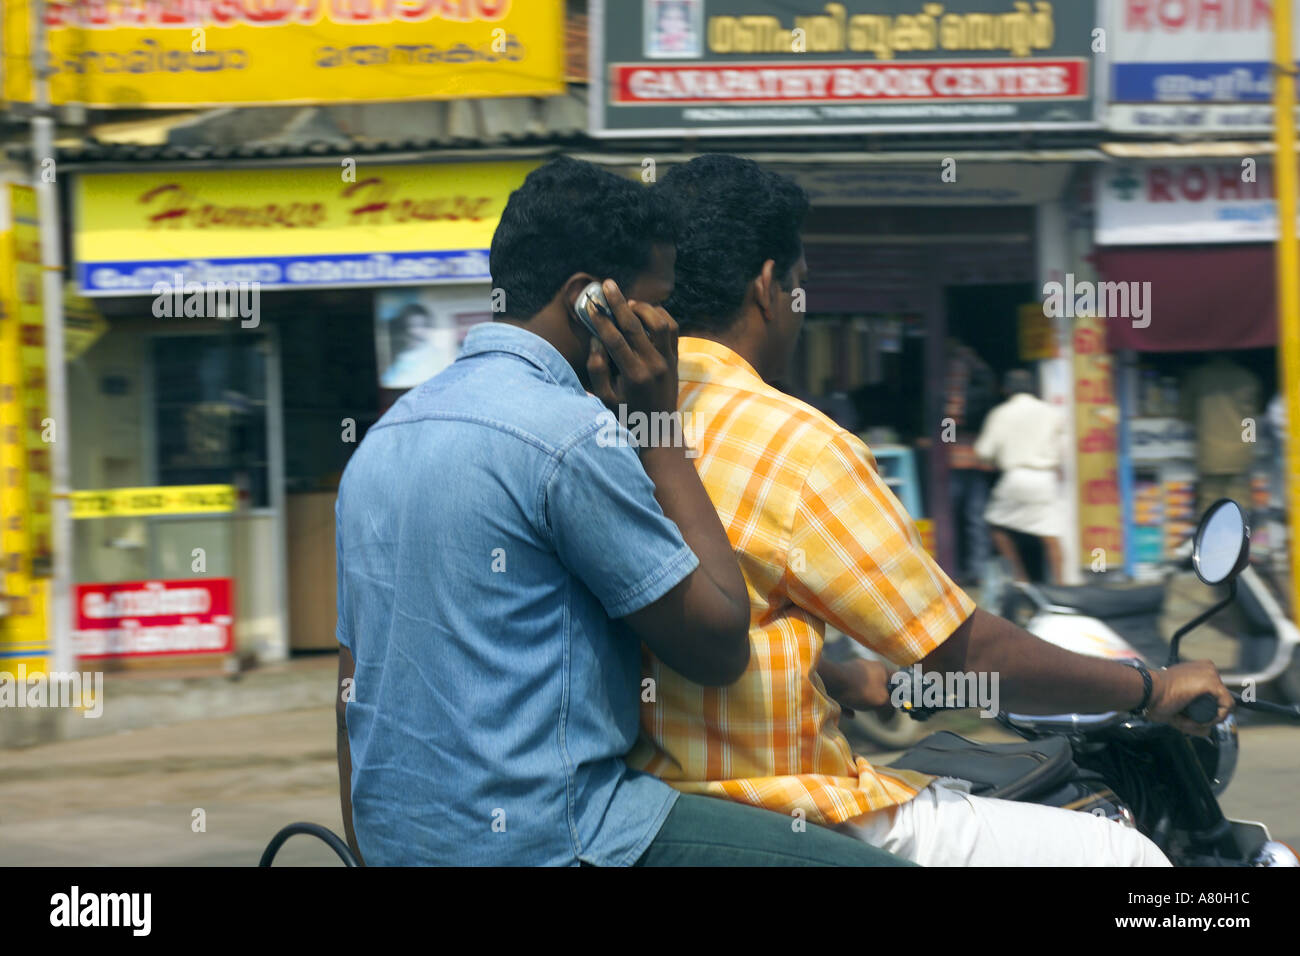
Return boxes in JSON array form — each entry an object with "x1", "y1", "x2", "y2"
[
  {"x1": 950, "y1": 468, "x2": 992, "y2": 583},
  {"x1": 634, "y1": 794, "x2": 912, "y2": 867}
]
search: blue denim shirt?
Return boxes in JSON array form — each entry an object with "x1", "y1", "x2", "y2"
[{"x1": 336, "y1": 322, "x2": 694, "y2": 865}]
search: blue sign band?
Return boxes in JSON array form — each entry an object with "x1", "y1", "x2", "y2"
[{"x1": 79, "y1": 249, "x2": 491, "y2": 294}]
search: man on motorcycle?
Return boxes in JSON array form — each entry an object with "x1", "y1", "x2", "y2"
[
  {"x1": 334, "y1": 157, "x2": 909, "y2": 866},
  {"x1": 629, "y1": 154, "x2": 1234, "y2": 866}
]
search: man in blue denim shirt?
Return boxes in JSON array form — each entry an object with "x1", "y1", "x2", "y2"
[{"x1": 335, "y1": 158, "x2": 909, "y2": 867}]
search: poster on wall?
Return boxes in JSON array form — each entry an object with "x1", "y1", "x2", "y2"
[
  {"x1": 1017, "y1": 302, "x2": 1057, "y2": 361},
  {"x1": 374, "y1": 285, "x2": 493, "y2": 390},
  {"x1": 592, "y1": 0, "x2": 1098, "y2": 136},
  {"x1": 1073, "y1": 315, "x2": 1123, "y2": 572}
]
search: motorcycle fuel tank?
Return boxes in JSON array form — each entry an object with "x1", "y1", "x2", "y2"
[{"x1": 1027, "y1": 613, "x2": 1145, "y2": 663}]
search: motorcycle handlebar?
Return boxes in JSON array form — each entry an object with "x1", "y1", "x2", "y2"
[
  {"x1": 1184, "y1": 691, "x2": 1300, "y2": 723},
  {"x1": 1182, "y1": 693, "x2": 1220, "y2": 724}
]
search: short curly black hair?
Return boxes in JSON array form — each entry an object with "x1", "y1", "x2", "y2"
[
  {"x1": 489, "y1": 157, "x2": 675, "y2": 321},
  {"x1": 655, "y1": 155, "x2": 809, "y2": 334}
]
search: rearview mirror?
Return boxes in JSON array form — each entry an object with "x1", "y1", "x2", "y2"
[{"x1": 1192, "y1": 498, "x2": 1250, "y2": 586}]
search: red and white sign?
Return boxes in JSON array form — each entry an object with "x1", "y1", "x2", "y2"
[
  {"x1": 1095, "y1": 160, "x2": 1300, "y2": 244},
  {"x1": 74, "y1": 578, "x2": 234, "y2": 659},
  {"x1": 611, "y1": 59, "x2": 1088, "y2": 105}
]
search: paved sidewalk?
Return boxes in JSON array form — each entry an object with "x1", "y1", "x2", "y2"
[
  {"x1": 1, "y1": 654, "x2": 338, "y2": 748},
  {"x1": 0, "y1": 708, "x2": 346, "y2": 866},
  {"x1": 3, "y1": 705, "x2": 1295, "y2": 866}
]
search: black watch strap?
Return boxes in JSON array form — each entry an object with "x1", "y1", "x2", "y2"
[{"x1": 1120, "y1": 658, "x2": 1154, "y2": 717}]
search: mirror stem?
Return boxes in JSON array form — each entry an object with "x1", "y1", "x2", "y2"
[{"x1": 1167, "y1": 578, "x2": 1237, "y2": 667}]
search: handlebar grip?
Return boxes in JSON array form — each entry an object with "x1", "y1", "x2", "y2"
[{"x1": 1183, "y1": 693, "x2": 1219, "y2": 724}]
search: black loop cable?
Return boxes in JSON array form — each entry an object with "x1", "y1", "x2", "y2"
[{"x1": 259, "y1": 822, "x2": 359, "y2": 867}]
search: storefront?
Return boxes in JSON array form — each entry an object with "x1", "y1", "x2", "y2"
[
  {"x1": 588, "y1": 0, "x2": 1100, "y2": 584},
  {"x1": 760, "y1": 160, "x2": 1071, "y2": 579},
  {"x1": 1093, "y1": 158, "x2": 1290, "y2": 582},
  {"x1": 66, "y1": 158, "x2": 535, "y2": 667}
]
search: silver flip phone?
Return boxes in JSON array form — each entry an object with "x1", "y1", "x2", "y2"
[{"x1": 573, "y1": 280, "x2": 614, "y2": 336}]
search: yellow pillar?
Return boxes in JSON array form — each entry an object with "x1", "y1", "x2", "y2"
[
  {"x1": 0, "y1": 185, "x2": 49, "y2": 673},
  {"x1": 1276, "y1": 0, "x2": 1300, "y2": 624}
]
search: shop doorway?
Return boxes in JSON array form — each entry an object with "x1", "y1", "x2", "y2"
[
  {"x1": 945, "y1": 283, "x2": 1052, "y2": 584},
  {"x1": 800, "y1": 206, "x2": 1039, "y2": 575},
  {"x1": 68, "y1": 316, "x2": 286, "y2": 669},
  {"x1": 946, "y1": 283, "x2": 1038, "y2": 384}
]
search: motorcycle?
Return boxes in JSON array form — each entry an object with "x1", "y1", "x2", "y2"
[
  {"x1": 263, "y1": 500, "x2": 1297, "y2": 867},
  {"x1": 999, "y1": 540, "x2": 1300, "y2": 708},
  {"x1": 885, "y1": 499, "x2": 1300, "y2": 866}
]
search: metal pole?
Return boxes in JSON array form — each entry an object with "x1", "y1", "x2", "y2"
[
  {"x1": 1276, "y1": 0, "x2": 1300, "y2": 624},
  {"x1": 30, "y1": 0, "x2": 72, "y2": 674}
]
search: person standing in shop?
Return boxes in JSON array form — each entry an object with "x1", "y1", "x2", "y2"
[
  {"x1": 1181, "y1": 355, "x2": 1262, "y2": 515},
  {"x1": 974, "y1": 368, "x2": 1066, "y2": 584},
  {"x1": 943, "y1": 338, "x2": 998, "y2": 588}
]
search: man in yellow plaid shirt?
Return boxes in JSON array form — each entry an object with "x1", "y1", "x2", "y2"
[{"x1": 626, "y1": 155, "x2": 1233, "y2": 866}]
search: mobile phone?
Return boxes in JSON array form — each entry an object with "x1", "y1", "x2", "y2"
[{"x1": 573, "y1": 281, "x2": 615, "y2": 337}]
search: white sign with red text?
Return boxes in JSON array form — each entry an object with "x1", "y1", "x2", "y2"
[{"x1": 1095, "y1": 160, "x2": 1300, "y2": 244}]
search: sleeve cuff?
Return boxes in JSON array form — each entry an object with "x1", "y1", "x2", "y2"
[
  {"x1": 601, "y1": 544, "x2": 700, "y2": 619},
  {"x1": 887, "y1": 586, "x2": 978, "y2": 667}
]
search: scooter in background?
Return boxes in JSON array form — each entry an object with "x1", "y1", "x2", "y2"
[
  {"x1": 886, "y1": 499, "x2": 1300, "y2": 866},
  {"x1": 1000, "y1": 537, "x2": 1300, "y2": 707},
  {"x1": 831, "y1": 500, "x2": 1300, "y2": 749}
]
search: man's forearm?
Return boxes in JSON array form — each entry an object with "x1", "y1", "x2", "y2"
[
  {"x1": 338, "y1": 723, "x2": 364, "y2": 863},
  {"x1": 924, "y1": 608, "x2": 1148, "y2": 716},
  {"x1": 336, "y1": 646, "x2": 364, "y2": 864},
  {"x1": 816, "y1": 656, "x2": 848, "y2": 701},
  {"x1": 336, "y1": 719, "x2": 364, "y2": 863},
  {"x1": 641, "y1": 442, "x2": 748, "y2": 614}
]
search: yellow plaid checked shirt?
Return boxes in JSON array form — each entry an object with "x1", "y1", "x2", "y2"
[{"x1": 627, "y1": 338, "x2": 977, "y2": 826}]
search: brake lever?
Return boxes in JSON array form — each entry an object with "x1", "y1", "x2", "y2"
[
  {"x1": 1183, "y1": 690, "x2": 1300, "y2": 723},
  {"x1": 1232, "y1": 694, "x2": 1300, "y2": 719}
]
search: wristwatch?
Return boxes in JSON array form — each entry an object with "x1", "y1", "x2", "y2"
[{"x1": 1119, "y1": 658, "x2": 1154, "y2": 718}]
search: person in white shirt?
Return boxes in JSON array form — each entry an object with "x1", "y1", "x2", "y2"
[{"x1": 974, "y1": 368, "x2": 1066, "y2": 584}]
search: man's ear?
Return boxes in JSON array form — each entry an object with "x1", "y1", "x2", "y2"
[
  {"x1": 560, "y1": 273, "x2": 597, "y2": 317},
  {"x1": 753, "y1": 259, "x2": 778, "y2": 323}
]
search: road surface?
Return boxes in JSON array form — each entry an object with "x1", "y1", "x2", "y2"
[{"x1": 1, "y1": 707, "x2": 1295, "y2": 865}]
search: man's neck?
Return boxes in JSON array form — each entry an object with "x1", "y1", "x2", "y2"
[
  {"x1": 497, "y1": 314, "x2": 588, "y2": 384},
  {"x1": 684, "y1": 329, "x2": 768, "y2": 382}
]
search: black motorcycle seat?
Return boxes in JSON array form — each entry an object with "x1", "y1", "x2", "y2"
[
  {"x1": 1036, "y1": 582, "x2": 1166, "y2": 619},
  {"x1": 886, "y1": 731, "x2": 1077, "y2": 801}
]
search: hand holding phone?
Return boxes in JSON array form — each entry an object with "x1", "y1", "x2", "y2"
[
  {"x1": 573, "y1": 280, "x2": 615, "y2": 337},
  {"x1": 581, "y1": 279, "x2": 679, "y2": 420}
]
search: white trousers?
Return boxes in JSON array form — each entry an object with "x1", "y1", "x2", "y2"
[{"x1": 835, "y1": 779, "x2": 1172, "y2": 867}]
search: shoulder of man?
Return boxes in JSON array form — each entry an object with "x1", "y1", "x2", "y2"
[
  {"x1": 723, "y1": 374, "x2": 857, "y2": 466},
  {"x1": 408, "y1": 359, "x2": 617, "y2": 458}
]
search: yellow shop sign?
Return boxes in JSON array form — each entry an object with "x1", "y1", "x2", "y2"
[
  {"x1": 3, "y1": 0, "x2": 563, "y2": 108},
  {"x1": 71, "y1": 484, "x2": 238, "y2": 518},
  {"x1": 75, "y1": 160, "x2": 538, "y2": 294}
]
